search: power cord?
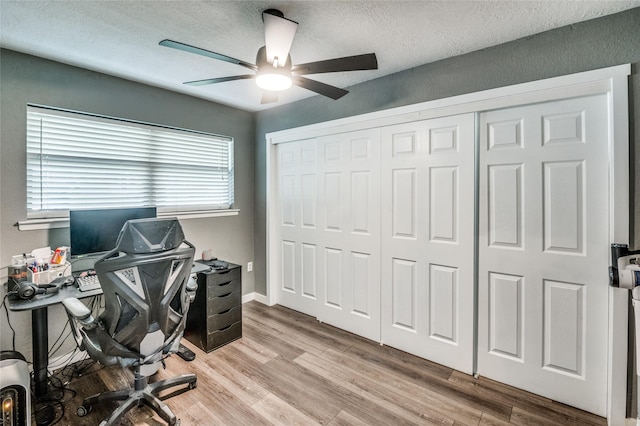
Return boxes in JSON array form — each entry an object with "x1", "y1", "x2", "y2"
[
  {"x1": 1, "y1": 290, "x2": 18, "y2": 350},
  {"x1": 34, "y1": 294, "x2": 104, "y2": 424},
  {"x1": 33, "y1": 346, "x2": 100, "y2": 425},
  {"x1": 47, "y1": 320, "x2": 71, "y2": 364},
  {"x1": 31, "y1": 372, "x2": 70, "y2": 425},
  {"x1": 47, "y1": 294, "x2": 103, "y2": 369}
]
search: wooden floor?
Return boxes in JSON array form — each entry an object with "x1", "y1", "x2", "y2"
[{"x1": 47, "y1": 301, "x2": 607, "y2": 425}]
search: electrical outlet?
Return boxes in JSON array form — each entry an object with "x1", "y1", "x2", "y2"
[{"x1": 247, "y1": 261, "x2": 253, "y2": 272}]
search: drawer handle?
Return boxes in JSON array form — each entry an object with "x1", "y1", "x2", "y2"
[
  {"x1": 217, "y1": 269, "x2": 230, "y2": 275},
  {"x1": 219, "y1": 308, "x2": 231, "y2": 314},
  {"x1": 219, "y1": 324, "x2": 233, "y2": 331},
  {"x1": 219, "y1": 292, "x2": 232, "y2": 298},
  {"x1": 217, "y1": 281, "x2": 232, "y2": 287}
]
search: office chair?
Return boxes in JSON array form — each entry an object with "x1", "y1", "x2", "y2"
[{"x1": 62, "y1": 217, "x2": 198, "y2": 426}]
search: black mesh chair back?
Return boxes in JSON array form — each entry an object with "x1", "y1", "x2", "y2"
[{"x1": 95, "y1": 218, "x2": 195, "y2": 367}]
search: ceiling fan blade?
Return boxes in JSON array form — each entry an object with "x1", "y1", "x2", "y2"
[
  {"x1": 159, "y1": 39, "x2": 257, "y2": 72},
  {"x1": 292, "y1": 76, "x2": 349, "y2": 100},
  {"x1": 184, "y1": 75, "x2": 255, "y2": 86},
  {"x1": 261, "y1": 91, "x2": 279, "y2": 104},
  {"x1": 263, "y1": 9, "x2": 298, "y2": 66},
  {"x1": 292, "y1": 53, "x2": 378, "y2": 76}
]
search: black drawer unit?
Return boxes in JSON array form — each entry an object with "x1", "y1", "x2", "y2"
[{"x1": 184, "y1": 260, "x2": 242, "y2": 352}]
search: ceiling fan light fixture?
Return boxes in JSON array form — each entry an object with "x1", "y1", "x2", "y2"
[
  {"x1": 256, "y1": 72, "x2": 292, "y2": 91},
  {"x1": 255, "y1": 46, "x2": 292, "y2": 91}
]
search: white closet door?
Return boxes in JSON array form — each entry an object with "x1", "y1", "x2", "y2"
[
  {"x1": 477, "y1": 95, "x2": 609, "y2": 415},
  {"x1": 316, "y1": 129, "x2": 381, "y2": 341},
  {"x1": 380, "y1": 114, "x2": 475, "y2": 374},
  {"x1": 275, "y1": 140, "x2": 321, "y2": 317}
]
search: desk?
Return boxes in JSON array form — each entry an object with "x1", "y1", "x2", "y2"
[
  {"x1": 6, "y1": 262, "x2": 210, "y2": 400},
  {"x1": 7, "y1": 284, "x2": 102, "y2": 398}
]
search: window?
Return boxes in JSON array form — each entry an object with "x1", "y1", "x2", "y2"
[{"x1": 26, "y1": 105, "x2": 234, "y2": 219}]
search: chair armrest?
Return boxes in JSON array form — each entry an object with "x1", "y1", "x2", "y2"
[
  {"x1": 186, "y1": 276, "x2": 198, "y2": 292},
  {"x1": 186, "y1": 275, "x2": 198, "y2": 302},
  {"x1": 62, "y1": 297, "x2": 96, "y2": 329},
  {"x1": 62, "y1": 297, "x2": 91, "y2": 319}
]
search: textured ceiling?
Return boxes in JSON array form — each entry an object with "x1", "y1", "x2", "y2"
[{"x1": 1, "y1": 1, "x2": 639, "y2": 112}]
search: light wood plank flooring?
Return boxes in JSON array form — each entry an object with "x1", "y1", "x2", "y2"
[{"x1": 48, "y1": 301, "x2": 607, "y2": 425}]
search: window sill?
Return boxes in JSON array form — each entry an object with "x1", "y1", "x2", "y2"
[{"x1": 17, "y1": 209, "x2": 240, "y2": 231}]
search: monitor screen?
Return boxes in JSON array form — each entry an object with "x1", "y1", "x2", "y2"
[{"x1": 69, "y1": 207, "x2": 156, "y2": 258}]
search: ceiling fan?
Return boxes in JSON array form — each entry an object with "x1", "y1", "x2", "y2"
[{"x1": 159, "y1": 9, "x2": 378, "y2": 104}]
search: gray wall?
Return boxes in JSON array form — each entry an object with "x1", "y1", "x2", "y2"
[
  {"x1": 0, "y1": 49, "x2": 255, "y2": 358},
  {"x1": 253, "y1": 7, "x2": 640, "y2": 296}
]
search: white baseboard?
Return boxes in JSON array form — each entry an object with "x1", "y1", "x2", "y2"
[{"x1": 242, "y1": 292, "x2": 269, "y2": 305}]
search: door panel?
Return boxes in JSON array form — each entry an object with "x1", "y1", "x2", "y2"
[
  {"x1": 324, "y1": 247, "x2": 343, "y2": 307},
  {"x1": 488, "y1": 164, "x2": 523, "y2": 248},
  {"x1": 316, "y1": 129, "x2": 382, "y2": 341},
  {"x1": 391, "y1": 258, "x2": 417, "y2": 331},
  {"x1": 275, "y1": 141, "x2": 320, "y2": 317},
  {"x1": 429, "y1": 167, "x2": 457, "y2": 242},
  {"x1": 381, "y1": 114, "x2": 475, "y2": 374},
  {"x1": 477, "y1": 95, "x2": 609, "y2": 415},
  {"x1": 301, "y1": 243, "x2": 317, "y2": 298},
  {"x1": 488, "y1": 272, "x2": 523, "y2": 359},
  {"x1": 429, "y1": 264, "x2": 458, "y2": 342}
]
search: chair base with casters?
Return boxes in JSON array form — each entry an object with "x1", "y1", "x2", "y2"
[{"x1": 77, "y1": 367, "x2": 197, "y2": 426}]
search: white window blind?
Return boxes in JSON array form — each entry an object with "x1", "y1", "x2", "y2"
[{"x1": 26, "y1": 106, "x2": 234, "y2": 218}]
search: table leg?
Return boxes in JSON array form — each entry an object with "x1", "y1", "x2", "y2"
[
  {"x1": 32, "y1": 307, "x2": 49, "y2": 397},
  {"x1": 32, "y1": 307, "x2": 56, "y2": 425}
]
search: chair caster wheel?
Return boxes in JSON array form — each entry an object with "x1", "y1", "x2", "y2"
[
  {"x1": 77, "y1": 405, "x2": 90, "y2": 417},
  {"x1": 189, "y1": 381, "x2": 197, "y2": 390}
]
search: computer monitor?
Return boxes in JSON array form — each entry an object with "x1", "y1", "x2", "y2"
[{"x1": 69, "y1": 207, "x2": 157, "y2": 259}]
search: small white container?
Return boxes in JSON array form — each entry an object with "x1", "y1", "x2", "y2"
[{"x1": 27, "y1": 263, "x2": 71, "y2": 285}]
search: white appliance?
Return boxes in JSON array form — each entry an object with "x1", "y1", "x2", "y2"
[
  {"x1": 0, "y1": 351, "x2": 31, "y2": 426},
  {"x1": 610, "y1": 244, "x2": 640, "y2": 424}
]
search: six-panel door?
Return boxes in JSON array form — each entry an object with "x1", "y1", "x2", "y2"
[
  {"x1": 477, "y1": 94, "x2": 609, "y2": 415},
  {"x1": 379, "y1": 114, "x2": 476, "y2": 374}
]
